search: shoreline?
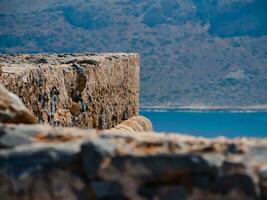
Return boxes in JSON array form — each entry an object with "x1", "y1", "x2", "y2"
[{"x1": 140, "y1": 105, "x2": 267, "y2": 112}]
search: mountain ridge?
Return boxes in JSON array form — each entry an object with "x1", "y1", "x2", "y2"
[{"x1": 0, "y1": 0, "x2": 267, "y2": 107}]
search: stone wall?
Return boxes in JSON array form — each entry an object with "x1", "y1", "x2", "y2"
[
  {"x1": 0, "y1": 53, "x2": 139, "y2": 128},
  {"x1": 0, "y1": 123, "x2": 267, "y2": 200},
  {"x1": 1, "y1": 53, "x2": 267, "y2": 200}
]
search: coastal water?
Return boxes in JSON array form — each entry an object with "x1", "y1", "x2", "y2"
[{"x1": 140, "y1": 110, "x2": 267, "y2": 138}]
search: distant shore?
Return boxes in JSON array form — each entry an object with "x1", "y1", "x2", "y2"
[{"x1": 140, "y1": 104, "x2": 267, "y2": 112}]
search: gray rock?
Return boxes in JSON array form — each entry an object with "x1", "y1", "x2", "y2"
[
  {"x1": 0, "y1": 169, "x2": 92, "y2": 200},
  {"x1": 258, "y1": 166, "x2": 267, "y2": 200},
  {"x1": 99, "y1": 154, "x2": 218, "y2": 199},
  {"x1": 91, "y1": 181, "x2": 124, "y2": 199},
  {"x1": 139, "y1": 185, "x2": 187, "y2": 200},
  {"x1": 110, "y1": 154, "x2": 218, "y2": 179},
  {"x1": 0, "y1": 142, "x2": 81, "y2": 177},
  {"x1": 81, "y1": 138, "x2": 116, "y2": 179},
  {"x1": 212, "y1": 174, "x2": 257, "y2": 198},
  {"x1": 0, "y1": 122, "x2": 265, "y2": 199},
  {"x1": 0, "y1": 127, "x2": 32, "y2": 148},
  {"x1": 259, "y1": 167, "x2": 267, "y2": 180},
  {"x1": 221, "y1": 161, "x2": 246, "y2": 175},
  {"x1": 157, "y1": 186, "x2": 187, "y2": 200},
  {"x1": 225, "y1": 143, "x2": 244, "y2": 154},
  {"x1": 244, "y1": 146, "x2": 267, "y2": 165},
  {"x1": 0, "y1": 123, "x2": 44, "y2": 149}
]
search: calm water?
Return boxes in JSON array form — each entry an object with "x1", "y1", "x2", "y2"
[{"x1": 140, "y1": 110, "x2": 267, "y2": 138}]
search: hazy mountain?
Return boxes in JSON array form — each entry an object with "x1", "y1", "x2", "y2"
[{"x1": 1, "y1": 0, "x2": 267, "y2": 107}]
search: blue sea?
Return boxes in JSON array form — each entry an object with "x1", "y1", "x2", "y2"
[{"x1": 140, "y1": 110, "x2": 267, "y2": 138}]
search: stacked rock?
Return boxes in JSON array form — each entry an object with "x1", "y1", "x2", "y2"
[{"x1": 111, "y1": 115, "x2": 153, "y2": 133}]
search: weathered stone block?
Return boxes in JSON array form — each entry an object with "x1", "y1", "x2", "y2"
[{"x1": 0, "y1": 53, "x2": 139, "y2": 128}]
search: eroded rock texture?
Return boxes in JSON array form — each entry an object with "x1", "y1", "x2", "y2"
[
  {"x1": 0, "y1": 84, "x2": 36, "y2": 124},
  {"x1": 0, "y1": 53, "x2": 139, "y2": 128},
  {"x1": 0, "y1": 123, "x2": 267, "y2": 200}
]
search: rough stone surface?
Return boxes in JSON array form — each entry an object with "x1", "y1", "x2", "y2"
[
  {"x1": 0, "y1": 84, "x2": 36, "y2": 124},
  {"x1": 0, "y1": 123, "x2": 267, "y2": 200},
  {"x1": 0, "y1": 53, "x2": 265, "y2": 200},
  {"x1": 0, "y1": 53, "x2": 139, "y2": 128}
]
